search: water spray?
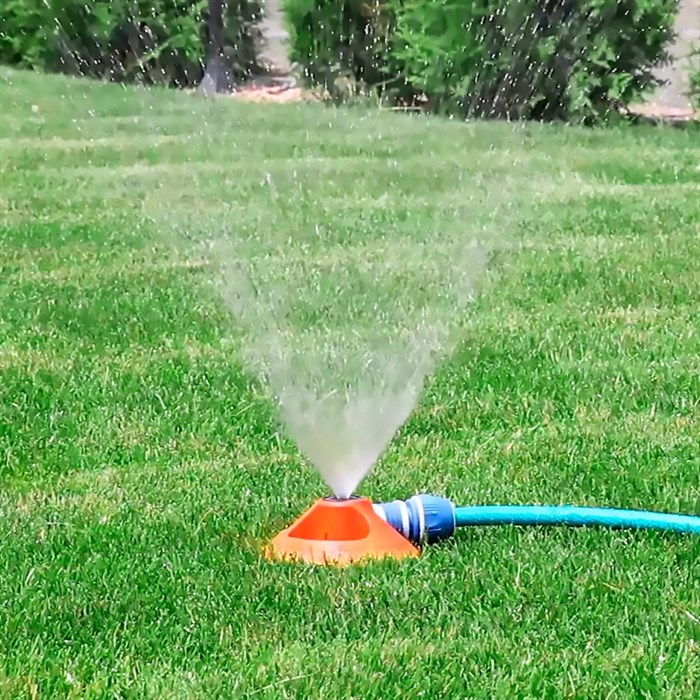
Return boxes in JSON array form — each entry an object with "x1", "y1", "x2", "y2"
[{"x1": 267, "y1": 493, "x2": 700, "y2": 565}]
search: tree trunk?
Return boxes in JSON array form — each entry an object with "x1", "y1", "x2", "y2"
[{"x1": 200, "y1": 0, "x2": 235, "y2": 95}]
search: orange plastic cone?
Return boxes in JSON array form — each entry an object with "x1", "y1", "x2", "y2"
[{"x1": 266, "y1": 497, "x2": 419, "y2": 565}]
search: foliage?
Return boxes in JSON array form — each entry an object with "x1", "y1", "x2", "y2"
[
  {"x1": 283, "y1": 0, "x2": 392, "y2": 99},
  {"x1": 284, "y1": 0, "x2": 679, "y2": 121},
  {"x1": 689, "y1": 44, "x2": 700, "y2": 111},
  {"x1": 0, "y1": 0, "x2": 262, "y2": 87}
]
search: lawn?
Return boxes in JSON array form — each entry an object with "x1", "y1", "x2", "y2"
[{"x1": 1, "y1": 67, "x2": 699, "y2": 699}]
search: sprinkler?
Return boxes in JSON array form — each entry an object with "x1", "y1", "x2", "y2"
[
  {"x1": 267, "y1": 494, "x2": 700, "y2": 565},
  {"x1": 267, "y1": 496, "x2": 419, "y2": 565}
]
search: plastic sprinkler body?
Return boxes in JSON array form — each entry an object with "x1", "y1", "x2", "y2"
[
  {"x1": 373, "y1": 494, "x2": 456, "y2": 545},
  {"x1": 267, "y1": 495, "x2": 419, "y2": 564}
]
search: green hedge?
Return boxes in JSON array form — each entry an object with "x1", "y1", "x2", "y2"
[
  {"x1": 284, "y1": 0, "x2": 679, "y2": 121},
  {"x1": 0, "y1": 0, "x2": 261, "y2": 87}
]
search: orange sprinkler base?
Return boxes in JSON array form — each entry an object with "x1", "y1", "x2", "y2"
[{"x1": 266, "y1": 497, "x2": 420, "y2": 565}]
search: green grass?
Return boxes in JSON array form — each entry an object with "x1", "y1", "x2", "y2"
[{"x1": 1, "y1": 67, "x2": 699, "y2": 699}]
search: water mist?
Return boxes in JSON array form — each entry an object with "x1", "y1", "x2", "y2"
[{"x1": 208, "y1": 225, "x2": 491, "y2": 499}]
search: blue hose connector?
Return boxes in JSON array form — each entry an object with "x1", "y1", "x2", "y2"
[{"x1": 373, "y1": 494, "x2": 456, "y2": 545}]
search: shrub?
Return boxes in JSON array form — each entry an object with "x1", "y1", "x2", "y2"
[
  {"x1": 689, "y1": 44, "x2": 700, "y2": 111},
  {"x1": 285, "y1": 0, "x2": 679, "y2": 121},
  {"x1": 0, "y1": 0, "x2": 262, "y2": 87},
  {"x1": 283, "y1": 0, "x2": 391, "y2": 98}
]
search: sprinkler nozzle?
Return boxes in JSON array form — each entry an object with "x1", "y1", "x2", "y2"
[{"x1": 373, "y1": 494, "x2": 456, "y2": 545}]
